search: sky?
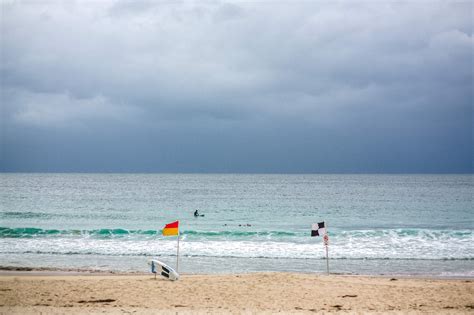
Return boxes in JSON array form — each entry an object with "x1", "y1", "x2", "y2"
[{"x1": 1, "y1": 0, "x2": 472, "y2": 173}]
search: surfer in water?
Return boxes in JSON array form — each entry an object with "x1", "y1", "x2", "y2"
[{"x1": 194, "y1": 210, "x2": 205, "y2": 217}]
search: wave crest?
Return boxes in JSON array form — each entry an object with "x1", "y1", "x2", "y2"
[{"x1": 0, "y1": 226, "x2": 471, "y2": 240}]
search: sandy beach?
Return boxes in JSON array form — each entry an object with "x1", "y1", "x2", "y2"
[{"x1": 0, "y1": 272, "x2": 473, "y2": 314}]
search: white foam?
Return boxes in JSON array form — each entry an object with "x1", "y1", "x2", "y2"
[{"x1": 1, "y1": 232, "x2": 473, "y2": 260}]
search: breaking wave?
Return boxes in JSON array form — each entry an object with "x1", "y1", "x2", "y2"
[{"x1": 0, "y1": 226, "x2": 471, "y2": 240}]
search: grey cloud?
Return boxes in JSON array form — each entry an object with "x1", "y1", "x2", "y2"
[
  {"x1": 4, "y1": 88, "x2": 141, "y2": 128},
  {"x1": 1, "y1": 0, "x2": 472, "y2": 172},
  {"x1": 108, "y1": 0, "x2": 156, "y2": 17}
]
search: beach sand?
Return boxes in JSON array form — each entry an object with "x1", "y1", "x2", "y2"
[{"x1": 1, "y1": 272, "x2": 473, "y2": 314}]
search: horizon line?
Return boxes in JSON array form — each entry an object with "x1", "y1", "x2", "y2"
[{"x1": 0, "y1": 171, "x2": 472, "y2": 175}]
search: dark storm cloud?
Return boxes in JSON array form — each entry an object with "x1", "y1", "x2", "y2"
[{"x1": 1, "y1": 1, "x2": 472, "y2": 172}]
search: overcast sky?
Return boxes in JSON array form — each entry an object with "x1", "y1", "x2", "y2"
[{"x1": 1, "y1": 1, "x2": 472, "y2": 173}]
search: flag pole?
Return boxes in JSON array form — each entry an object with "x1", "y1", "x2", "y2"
[
  {"x1": 325, "y1": 221, "x2": 329, "y2": 275},
  {"x1": 176, "y1": 233, "x2": 180, "y2": 273},
  {"x1": 325, "y1": 239, "x2": 329, "y2": 275}
]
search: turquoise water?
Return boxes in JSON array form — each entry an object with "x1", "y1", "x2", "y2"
[{"x1": 1, "y1": 174, "x2": 472, "y2": 277}]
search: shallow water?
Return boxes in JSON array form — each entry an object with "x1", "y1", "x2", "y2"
[{"x1": 1, "y1": 173, "x2": 472, "y2": 276}]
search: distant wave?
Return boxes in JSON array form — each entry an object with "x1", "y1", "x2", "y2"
[
  {"x1": 0, "y1": 227, "x2": 297, "y2": 238},
  {"x1": 336, "y1": 229, "x2": 472, "y2": 238},
  {"x1": 0, "y1": 212, "x2": 52, "y2": 219},
  {"x1": 0, "y1": 227, "x2": 156, "y2": 237},
  {"x1": 0, "y1": 226, "x2": 471, "y2": 239}
]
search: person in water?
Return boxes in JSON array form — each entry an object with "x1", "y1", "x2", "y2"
[{"x1": 194, "y1": 209, "x2": 199, "y2": 217}]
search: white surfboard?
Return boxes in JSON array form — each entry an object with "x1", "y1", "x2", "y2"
[{"x1": 148, "y1": 259, "x2": 179, "y2": 281}]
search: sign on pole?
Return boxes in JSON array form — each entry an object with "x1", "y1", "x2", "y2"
[{"x1": 311, "y1": 221, "x2": 329, "y2": 275}]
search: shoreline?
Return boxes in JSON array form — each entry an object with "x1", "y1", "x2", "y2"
[
  {"x1": 1, "y1": 272, "x2": 473, "y2": 314},
  {"x1": 0, "y1": 266, "x2": 472, "y2": 280}
]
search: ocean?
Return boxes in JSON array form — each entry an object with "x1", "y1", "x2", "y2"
[{"x1": 1, "y1": 174, "x2": 472, "y2": 277}]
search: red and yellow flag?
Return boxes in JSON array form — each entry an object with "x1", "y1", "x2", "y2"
[{"x1": 162, "y1": 220, "x2": 179, "y2": 236}]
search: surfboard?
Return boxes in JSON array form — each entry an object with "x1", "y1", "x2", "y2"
[{"x1": 148, "y1": 259, "x2": 179, "y2": 281}]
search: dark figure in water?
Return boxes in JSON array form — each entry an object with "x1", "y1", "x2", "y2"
[{"x1": 194, "y1": 210, "x2": 204, "y2": 217}]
